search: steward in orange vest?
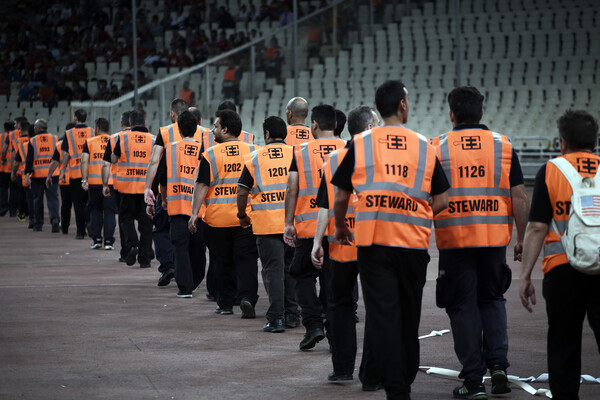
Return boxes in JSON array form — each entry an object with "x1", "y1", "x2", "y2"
[
  {"x1": 332, "y1": 81, "x2": 449, "y2": 397},
  {"x1": 60, "y1": 109, "x2": 94, "y2": 239},
  {"x1": 157, "y1": 110, "x2": 207, "y2": 298},
  {"x1": 310, "y1": 106, "x2": 380, "y2": 382},
  {"x1": 108, "y1": 109, "x2": 154, "y2": 268},
  {"x1": 81, "y1": 118, "x2": 118, "y2": 250},
  {"x1": 521, "y1": 110, "x2": 600, "y2": 399},
  {"x1": 189, "y1": 109, "x2": 259, "y2": 316},
  {"x1": 283, "y1": 104, "x2": 345, "y2": 350},
  {"x1": 11, "y1": 121, "x2": 34, "y2": 224},
  {"x1": 431, "y1": 87, "x2": 528, "y2": 397},
  {"x1": 47, "y1": 127, "x2": 74, "y2": 235},
  {"x1": 237, "y1": 116, "x2": 299, "y2": 332},
  {"x1": 23, "y1": 119, "x2": 59, "y2": 232},
  {"x1": 285, "y1": 97, "x2": 312, "y2": 147},
  {"x1": 0, "y1": 120, "x2": 16, "y2": 216}
]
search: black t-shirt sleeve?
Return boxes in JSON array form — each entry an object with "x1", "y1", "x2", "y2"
[
  {"x1": 61, "y1": 138, "x2": 69, "y2": 152},
  {"x1": 103, "y1": 140, "x2": 113, "y2": 162},
  {"x1": 330, "y1": 144, "x2": 355, "y2": 192},
  {"x1": 82, "y1": 142, "x2": 89, "y2": 154},
  {"x1": 158, "y1": 152, "x2": 167, "y2": 186},
  {"x1": 196, "y1": 156, "x2": 211, "y2": 185},
  {"x1": 430, "y1": 157, "x2": 450, "y2": 195},
  {"x1": 25, "y1": 142, "x2": 34, "y2": 174},
  {"x1": 15, "y1": 151, "x2": 22, "y2": 163},
  {"x1": 52, "y1": 148, "x2": 60, "y2": 162},
  {"x1": 238, "y1": 165, "x2": 254, "y2": 188},
  {"x1": 509, "y1": 148, "x2": 524, "y2": 187},
  {"x1": 529, "y1": 164, "x2": 553, "y2": 224},
  {"x1": 113, "y1": 138, "x2": 121, "y2": 158},
  {"x1": 316, "y1": 175, "x2": 329, "y2": 208},
  {"x1": 289, "y1": 153, "x2": 298, "y2": 172},
  {"x1": 155, "y1": 133, "x2": 164, "y2": 147}
]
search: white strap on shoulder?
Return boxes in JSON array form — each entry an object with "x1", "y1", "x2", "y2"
[{"x1": 550, "y1": 156, "x2": 600, "y2": 189}]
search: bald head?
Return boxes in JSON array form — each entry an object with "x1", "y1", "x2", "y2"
[
  {"x1": 34, "y1": 119, "x2": 48, "y2": 131},
  {"x1": 286, "y1": 97, "x2": 308, "y2": 124},
  {"x1": 188, "y1": 107, "x2": 202, "y2": 125}
]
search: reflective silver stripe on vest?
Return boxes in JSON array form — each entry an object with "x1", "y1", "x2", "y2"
[
  {"x1": 492, "y1": 132, "x2": 504, "y2": 187},
  {"x1": 327, "y1": 204, "x2": 355, "y2": 220},
  {"x1": 252, "y1": 202, "x2": 285, "y2": 211},
  {"x1": 299, "y1": 142, "x2": 314, "y2": 189},
  {"x1": 167, "y1": 176, "x2": 196, "y2": 186},
  {"x1": 67, "y1": 129, "x2": 80, "y2": 158},
  {"x1": 167, "y1": 194, "x2": 192, "y2": 202},
  {"x1": 434, "y1": 215, "x2": 514, "y2": 228},
  {"x1": 207, "y1": 147, "x2": 220, "y2": 185},
  {"x1": 167, "y1": 125, "x2": 175, "y2": 143},
  {"x1": 252, "y1": 182, "x2": 287, "y2": 195},
  {"x1": 168, "y1": 142, "x2": 177, "y2": 180},
  {"x1": 295, "y1": 211, "x2": 319, "y2": 223},
  {"x1": 449, "y1": 187, "x2": 511, "y2": 197},
  {"x1": 118, "y1": 176, "x2": 147, "y2": 182},
  {"x1": 88, "y1": 173, "x2": 102, "y2": 180},
  {"x1": 206, "y1": 197, "x2": 237, "y2": 205},
  {"x1": 354, "y1": 131, "x2": 430, "y2": 200},
  {"x1": 120, "y1": 162, "x2": 149, "y2": 168},
  {"x1": 544, "y1": 241, "x2": 564, "y2": 257},
  {"x1": 550, "y1": 219, "x2": 567, "y2": 234},
  {"x1": 355, "y1": 210, "x2": 432, "y2": 227},
  {"x1": 123, "y1": 132, "x2": 130, "y2": 163}
]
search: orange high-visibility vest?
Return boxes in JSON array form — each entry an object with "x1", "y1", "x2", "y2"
[
  {"x1": 294, "y1": 138, "x2": 346, "y2": 238},
  {"x1": 116, "y1": 130, "x2": 154, "y2": 194},
  {"x1": 324, "y1": 148, "x2": 358, "y2": 262},
  {"x1": 1, "y1": 130, "x2": 15, "y2": 173},
  {"x1": 286, "y1": 125, "x2": 312, "y2": 148},
  {"x1": 9, "y1": 129, "x2": 22, "y2": 153},
  {"x1": 64, "y1": 126, "x2": 93, "y2": 179},
  {"x1": 203, "y1": 140, "x2": 256, "y2": 227},
  {"x1": 86, "y1": 134, "x2": 112, "y2": 186},
  {"x1": 16, "y1": 136, "x2": 29, "y2": 187},
  {"x1": 57, "y1": 140, "x2": 70, "y2": 186},
  {"x1": 351, "y1": 127, "x2": 437, "y2": 249},
  {"x1": 110, "y1": 131, "x2": 127, "y2": 191},
  {"x1": 223, "y1": 67, "x2": 239, "y2": 82},
  {"x1": 159, "y1": 123, "x2": 206, "y2": 145},
  {"x1": 165, "y1": 139, "x2": 204, "y2": 217},
  {"x1": 243, "y1": 142, "x2": 293, "y2": 235},
  {"x1": 541, "y1": 152, "x2": 600, "y2": 274},
  {"x1": 30, "y1": 133, "x2": 59, "y2": 178},
  {"x1": 431, "y1": 128, "x2": 514, "y2": 249}
]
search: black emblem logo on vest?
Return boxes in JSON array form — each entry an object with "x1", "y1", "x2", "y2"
[
  {"x1": 266, "y1": 147, "x2": 283, "y2": 159},
  {"x1": 379, "y1": 135, "x2": 407, "y2": 150},
  {"x1": 78, "y1": 131, "x2": 87, "y2": 138},
  {"x1": 134, "y1": 135, "x2": 146, "y2": 143},
  {"x1": 313, "y1": 144, "x2": 337, "y2": 159},
  {"x1": 296, "y1": 129, "x2": 310, "y2": 140},
  {"x1": 454, "y1": 136, "x2": 481, "y2": 150},
  {"x1": 183, "y1": 144, "x2": 198, "y2": 157},
  {"x1": 223, "y1": 145, "x2": 239, "y2": 156},
  {"x1": 577, "y1": 158, "x2": 598, "y2": 174},
  {"x1": 40, "y1": 136, "x2": 48, "y2": 142}
]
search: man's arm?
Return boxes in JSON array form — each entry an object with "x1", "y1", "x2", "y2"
[
  {"x1": 511, "y1": 184, "x2": 530, "y2": 261},
  {"x1": 519, "y1": 221, "x2": 548, "y2": 313},
  {"x1": 236, "y1": 185, "x2": 251, "y2": 228},
  {"x1": 188, "y1": 182, "x2": 209, "y2": 234},
  {"x1": 80, "y1": 152, "x2": 90, "y2": 191},
  {"x1": 46, "y1": 159, "x2": 60, "y2": 187},
  {"x1": 333, "y1": 188, "x2": 352, "y2": 245},
  {"x1": 60, "y1": 150, "x2": 70, "y2": 183},
  {"x1": 431, "y1": 191, "x2": 449, "y2": 215},
  {"x1": 283, "y1": 171, "x2": 299, "y2": 246},
  {"x1": 101, "y1": 161, "x2": 112, "y2": 197},
  {"x1": 310, "y1": 208, "x2": 330, "y2": 269},
  {"x1": 11, "y1": 157, "x2": 20, "y2": 181},
  {"x1": 144, "y1": 144, "x2": 164, "y2": 205}
]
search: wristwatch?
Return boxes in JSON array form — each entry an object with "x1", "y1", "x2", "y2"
[{"x1": 237, "y1": 212, "x2": 247, "y2": 219}]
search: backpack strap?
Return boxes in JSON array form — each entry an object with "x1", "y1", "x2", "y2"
[{"x1": 549, "y1": 156, "x2": 600, "y2": 190}]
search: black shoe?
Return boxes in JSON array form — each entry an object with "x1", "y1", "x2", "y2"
[
  {"x1": 299, "y1": 327, "x2": 325, "y2": 350},
  {"x1": 234, "y1": 298, "x2": 241, "y2": 306},
  {"x1": 139, "y1": 263, "x2": 151, "y2": 269},
  {"x1": 453, "y1": 382, "x2": 487, "y2": 399},
  {"x1": 240, "y1": 299, "x2": 256, "y2": 319},
  {"x1": 118, "y1": 257, "x2": 126, "y2": 263},
  {"x1": 327, "y1": 372, "x2": 353, "y2": 382},
  {"x1": 62, "y1": 227, "x2": 69, "y2": 235},
  {"x1": 0, "y1": 207, "x2": 8, "y2": 216},
  {"x1": 206, "y1": 293, "x2": 216, "y2": 301},
  {"x1": 33, "y1": 226, "x2": 42, "y2": 231},
  {"x1": 75, "y1": 234, "x2": 85, "y2": 240},
  {"x1": 51, "y1": 219, "x2": 59, "y2": 233},
  {"x1": 263, "y1": 318, "x2": 285, "y2": 333},
  {"x1": 491, "y1": 366, "x2": 511, "y2": 394},
  {"x1": 177, "y1": 291, "x2": 192, "y2": 298},
  {"x1": 126, "y1": 246, "x2": 139, "y2": 266},
  {"x1": 284, "y1": 314, "x2": 300, "y2": 328},
  {"x1": 362, "y1": 383, "x2": 383, "y2": 391},
  {"x1": 28, "y1": 221, "x2": 33, "y2": 229},
  {"x1": 157, "y1": 269, "x2": 175, "y2": 287},
  {"x1": 215, "y1": 306, "x2": 233, "y2": 315},
  {"x1": 91, "y1": 239, "x2": 103, "y2": 249}
]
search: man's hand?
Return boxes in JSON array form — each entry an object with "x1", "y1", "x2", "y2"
[
  {"x1": 283, "y1": 224, "x2": 297, "y2": 247},
  {"x1": 239, "y1": 214, "x2": 251, "y2": 228},
  {"x1": 46, "y1": 175, "x2": 53, "y2": 188},
  {"x1": 144, "y1": 188, "x2": 155, "y2": 206},
  {"x1": 519, "y1": 277, "x2": 536, "y2": 313},
  {"x1": 188, "y1": 215, "x2": 198, "y2": 234},
  {"x1": 162, "y1": 199, "x2": 167, "y2": 211},
  {"x1": 146, "y1": 204, "x2": 155, "y2": 217},
  {"x1": 311, "y1": 242, "x2": 324, "y2": 269},
  {"x1": 335, "y1": 224, "x2": 353, "y2": 245},
  {"x1": 59, "y1": 169, "x2": 66, "y2": 184},
  {"x1": 102, "y1": 186, "x2": 111, "y2": 197},
  {"x1": 514, "y1": 240, "x2": 523, "y2": 261},
  {"x1": 25, "y1": 175, "x2": 31, "y2": 187},
  {"x1": 10, "y1": 172, "x2": 16, "y2": 182},
  {"x1": 81, "y1": 181, "x2": 89, "y2": 191}
]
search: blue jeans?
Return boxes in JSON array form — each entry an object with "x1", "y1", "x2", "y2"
[
  {"x1": 152, "y1": 195, "x2": 174, "y2": 273},
  {"x1": 30, "y1": 177, "x2": 58, "y2": 228}
]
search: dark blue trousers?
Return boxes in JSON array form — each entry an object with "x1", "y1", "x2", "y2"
[{"x1": 152, "y1": 194, "x2": 174, "y2": 273}]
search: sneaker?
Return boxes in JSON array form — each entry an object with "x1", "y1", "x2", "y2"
[
  {"x1": 263, "y1": 318, "x2": 285, "y2": 333},
  {"x1": 327, "y1": 372, "x2": 353, "y2": 382},
  {"x1": 453, "y1": 383, "x2": 487, "y2": 400},
  {"x1": 139, "y1": 263, "x2": 151, "y2": 269},
  {"x1": 491, "y1": 367, "x2": 511, "y2": 394},
  {"x1": 177, "y1": 291, "x2": 192, "y2": 298},
  {"x1": 215, "y1": 306, "x2": 233, "y2": 315},
  {"x1": 104, "y1": 244, "x2": 115, "y2": 250},
  {"x1": 240, "y1": 299, "x2": 256, "y2": 319},
  {"x1": 17, "y1": 214, "x2": 27, "y2": 222},
  {"x1": 90, "y1": 239, "x2": 103, "y2": 249}
]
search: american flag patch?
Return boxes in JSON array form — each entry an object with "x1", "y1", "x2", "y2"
[{"x1": 581, "y1": 194, "x2": 600, "y2": 216}]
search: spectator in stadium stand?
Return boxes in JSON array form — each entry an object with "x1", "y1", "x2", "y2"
[
  {"x1": 285, "y1": 97, "x2": 312, "y2": 147},
  {"x1": 40, "y1": 82, "x2": 56, "y2": 108},
  {"x1": 108, "y1": 84, "x2": 120, "y2": 100},
  {"x1": 149, "y1": 15, "x2": 164, "y2": 39},
  {"x1": 72, "y1": 81, "x2": 90, "y2": 101},
  {"x1": 249, "y1": 5, "x2": 261, "y2": 21},
  {"x1": 18, "y1": 79, "x2": 33, "y2": 102},
  {"x1": 222, "y1": 61, "x2": 241, "y2": 104},
  {"x1": 179, "y1": 81, "x2": 195, "y2": 107},
  {"x1": 279, "y1": 5, "x2": 294, "y2": 26},
  {"x1": 258, "y1": 0, "x2": 271, "y2": 21},
  {"x1": 54, "y1": 79, "x2": 73, "y2": 102},
  {"x1": 217, "y1": 6, "x2": 236, "y2": 30},
  {"x1": 237, "y1": 4, "x2": 250, "y2": 22},
  {"x1": 120, "y1": 73, "x2": 135, "y2": 96},
  {"x1": 263, "y1": 38, "x2": 284, "y2": 83},
  {"x1": 334, "y1": 109, "x2": 347, "y2": 138},
  {"x1": 93, "y1": 79, "x2": 109, "y2": 101}
]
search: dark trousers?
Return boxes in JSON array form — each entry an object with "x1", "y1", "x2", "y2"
[
  {"x1": 256, "y1": 234, "x2": 298, "y2": 322},
  {"x1": 119, "y1": 193, "x2": 153, "y2": 264},
  {"x1": 88, "y1": 185, "x2": 117, "y2": 244},
  {"x1": 114, "y1": 191, "x2": 127, "y2": 257},
  {"x1": 358, "y1": 245, "x2": 429, "y2": 399},
  {"x1": 170, "y1": 215, "x2": 206, "y2": 294},
  {"x1": 289, "y1": 238, "x2": 330, "y2": 331},
  {"x1": 0, "y1": 172, "x2": 9, "y2": 211},
  {"x1": 70, "y1": 178, "x2": 88, "y2": 236},
  {"x1": 152, "y1": 195, "x2": 174, "y2": 273},
  {"x1": 15, "y1": 179, "x2": 28, "y2": 215},
  {"x1": 204, "y1": 224, "x2": 259, "y2": 309},
  {"x1": 60, "y1": 184, "x2": 72, "y2": 233},
  {"x1": 437, "y1": 247, "x2": 512, "y2": 385},
  {"x1": 9, "y1": 177, "x2": 19, "y2": 216},
  {"x1": 206, "y1": 242, "x2": 219, "y2": 297},
  {"x1": 24, "y1": 184, "x2": 33, "y2": 221},
  {"x1": 30, "y1": 177, "x2": 59, "y2": 229},
  {"x1": 543, "y1": 264, "x2": 600, "y2": 400}
]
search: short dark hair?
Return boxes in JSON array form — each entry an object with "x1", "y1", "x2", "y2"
[
  {"x1": 15, "y1": 116, "x2": 28, "y2": 126},
  {"x1": 177, "y1": 110, "x2": 198, "y2": 138},
  {"x1": 120, "y1": 111, "x2": 131, "y2": 127},
  {"x1": 4, "y1": 120, "x2": 15, "y2": 131},
  {"x1": 348, "y1": 106, "x2": 376, "y2": 135},
  {"x1": 311, "y1": 104, "x2": 336, "y2": 131},
  {"x1": 334, "y1": 109, "x2": 347, "y2": 137},
  {"x1": 21, "y1": 122, "x2": 31, "y2": 136},
  {"x1": 557, "y1": 109, "x2": 599, "y2": 151},
  {"x1": 95, "y1": 117, "x2": 110, "y2": 133},
  {"x1": 171, "y1": 98, "x2": 188, "y2": 115},
  {"x1": 74, "y1": 109, "x2": 87, "y2": 123},
  {"x1": 217, "y1": 100, "x2": 237, "y2": 112},
  {"x1": 189, "y1": 107, "x2": 202, "y2": 122},
  {"x1": 129, "y1": 109, "x2": 145, "y2": 127},
  {"x1": 215, "y1": 110, "x2": 242, "y2": 137},
  {"x1": 263, "y1": 116, "x2": 287, "y2": 140},
  {"x1": 448, "y1": 86, "x2": 484, "y2": 124},
  {"x1": 375, "y1": 80, "x2": 407, "y2": 118}
]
